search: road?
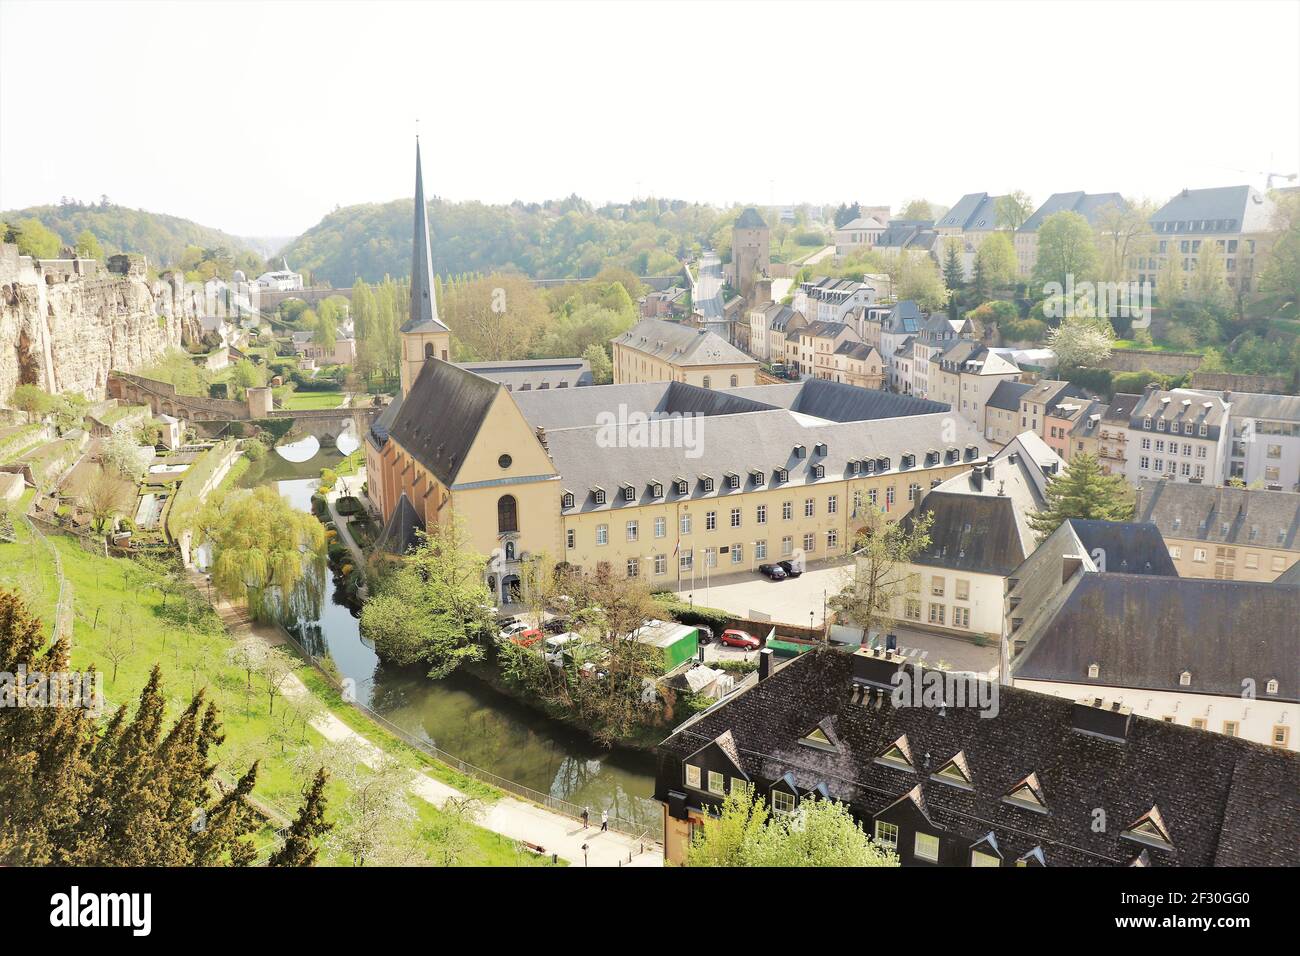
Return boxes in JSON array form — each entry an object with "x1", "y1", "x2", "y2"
[{"x1": 694, "y1": 251, "x2": 724, "y2": 320}]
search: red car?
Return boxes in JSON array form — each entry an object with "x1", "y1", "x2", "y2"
[{"x1": 719, "y1": 629, "x2": 760, "y2": 649}]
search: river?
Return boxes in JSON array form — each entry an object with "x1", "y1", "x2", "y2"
[{"x1": 241, "y1": 466, "x2": 660, "y2": 830}]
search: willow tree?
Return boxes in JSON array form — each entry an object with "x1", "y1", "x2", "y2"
[{"x1": 195, "y1": 486, "x2": 326, "y2": 621}]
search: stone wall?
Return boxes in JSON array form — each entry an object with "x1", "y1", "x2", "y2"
[
  {"x1": 1101, "y1": 348, "x2": 1204, "y2": 376},
  {"x1": 1189, "y1": 370, "x2": 1294, "y2": 395},
  {"x1": 1, "y1": 242, "x2": 201, "y2": 401}
]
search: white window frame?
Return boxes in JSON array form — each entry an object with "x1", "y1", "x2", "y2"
[{"x1": 914, "y1": 832, "x2": 940, "y2": 862}]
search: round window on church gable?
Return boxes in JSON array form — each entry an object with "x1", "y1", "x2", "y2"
[{"x1": 498, "y1": 454, "x2": 512, "y2": 469}]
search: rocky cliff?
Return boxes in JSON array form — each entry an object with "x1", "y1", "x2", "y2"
[{"x1": 1, "y1": 243, "x2": 202, "y2": 400}]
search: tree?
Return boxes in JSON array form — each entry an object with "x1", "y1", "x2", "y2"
[
  {"x1": 941, "y1": 237, "x2": 965, "y2": 292},
  {"x1": 320, "y1": 741, "x2": 418, "y2": 867},
  {"x1": 686, "y1": 785, "x2": 897, "y2": 867},
  {"x1": 5, "y1": 218, "x2": 61, "y2": 258},
  {"x1": 1156, "y1": 245, "x2": 1185, "y2": 307},
  {"x1": 359, "y1": 516, "x2": 493, "y2": 677},
  {"x1": 899, "y1": 199, "x2": 934, "y2": 221},
  {"x1": 194, "y1": 486, "x2": 326, "y2": 622},
  {"x1": 74, "y1": 229, "x2": 104, "y2": 260},
  {"x1": 582, "y1": 342, "x2": 613, "y2": 385},
  {"x1": 1032, "y1": 211, "x2": 1100, "y2": 291},
  {"x1": 8, "y1": 384, "x2": 51, "y2": 422},
  {"x1": 423, "y1": 796, "x2": 483, "y2": 867},
  {"x1": 268, "y1": 767, "x2": 333, "y2": 867},
  {"x1": 1257, "y1": 191, "x2": 1300, "y2": 318},
  {"x1": 440, "y1": 273, "x2": 550, "y2": 360},
  {"x1": 1028, "y1": 453, "x2": 1135, "y2": 539},
  {"x1": 996, "y1": 191, "x2": 1034, "y2": 232},
  {"x1": 101, "y1": 423, "x2": 151, "y2": 479},
  {"x1": 256, "y1": 645, "x2": 294, "y2": 717},
  {"x1": 1095, "y1": 198, "x2": 1156, "y2": 284},
  {"x1": 893, "y1": 255, "x2": 949, "y2": 312},
  {"x1": 830, "y1": 511, "x2": 933, "y2": 641},
  {"x1": 1046, "y1": 314, "x2": 1115, "y2": 368},
  {"x1": 80, "y1": 463, "x2": 134, "y2": 533},
  {"x1": 1191, "y1": 238, "x2": 1231, "y2": 309},
  {"x1": 974, "y1": 232, "x2": 1017, "y2": 291}
]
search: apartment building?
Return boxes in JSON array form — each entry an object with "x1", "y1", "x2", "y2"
[
  {"x1": 830, "y1": 341, "x2": 884, "y2": 389},
  {"x1": 929, "y1": 341, "x2": 1022, "y2": 431},
  {"x1": 1137, "y1": 185, "x2": 1277, "y2": 293},
  {"x1": 1217, "y1": 391, "x2": 1300, "y2": 491},
  {"x1": 611, "y1": 317, "x2": 759, "y2": 388},
  {"x1": 1096, "y1": 393, "x2": 1142, "y2": 475},
  {"x1": 1134, "y1": 480, "x2": 1300, "y2": 581},
  {"x1": 880, "y1": 300, "x2": 924, "y2": 390},
  {"x1": 1017, "y1": 379, "x2": 1086, "y2": 440},
  {"x1": 1123, "y1": 387, "x2": 1231, "y2": 486},
  {"x1": 833, "y1": 215, "x2": 888, "y2": 256},
  {"x1": 935, "y1": 192, "x2": 1012, "y2": 279},
  {"x1": 746, "y1": 302, "x2": 798, "y2": 363},
  {"x1": 873, "y1": 219, "x2": 940, "y2": 263},
  {"x1": 909, "y1": 312, "x2": 962, "y2": 398},
  {"x1": 1063, "y1": 399, "x2": 1108, "y2": 462},
  {"x1": 793, "y1": 276, "x2": 879, "y2": 324},
  {"x1": 795, "y1": 321, "x2": 864, "y2": 380},
  {"x1": 984, "y1": 380, "x2": 1033, "y2": 446}
]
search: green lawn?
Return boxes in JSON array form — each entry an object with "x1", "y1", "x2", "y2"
[
  {"x1": 0, "y1": 518, "x2": 555, "y2": 867},
  {"x1": 279, "y1": 391, "x2": 345, "y2": 410},
  {"x1": 772, "y1": 240, "x2": 824, "y2": 265}
]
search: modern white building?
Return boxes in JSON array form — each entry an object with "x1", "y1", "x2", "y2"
[
  {"x1": 256, "y1": 259, "x2": 304, "y2": 292},
  {"x1": 1216, "y1": 391, "x2": 1300, "y2": 492}
]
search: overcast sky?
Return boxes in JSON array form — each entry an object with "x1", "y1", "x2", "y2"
[{"x1": 3, "y1": 0, "x2": 1298, "y2": 238}]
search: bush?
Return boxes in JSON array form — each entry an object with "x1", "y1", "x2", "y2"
[
  {"x1": 652, "y1": 594, "x2": 733, "y2": 631},
  {"x1": 244, "y1": 441, "x2": 266, "y2": 461}
]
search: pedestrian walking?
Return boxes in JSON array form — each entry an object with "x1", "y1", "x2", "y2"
[
  {"x1": 600, "y1": 810, "x2": 609, "y2": 832},
  {"x1": 581, "y1": 806, "x2": 590, "y2": 828}
]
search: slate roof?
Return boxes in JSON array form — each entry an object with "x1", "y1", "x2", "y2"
[
  {"x1": 657, "y1": 647, "x2": 1300, "y2": 866},
  {"x1": 1104, "y1": 392, "x2": 1143, "y2": 423},
  {"x1": 1012, "y1": 573, "x2": 1299, "y2": 703},
  {"x1": 1020, "y1": 191, "x2": 1127, "y2": 232},
  {"x1": 800, "y1": 319, "x2": 858, "y2": 340},
  {"x1": 1149, "y1": 185, "x2": 1276, "y2": 235},
  {"x1": 937, "y1": 192, "x2": 1006, "y2": 231},
  {"x1": 612, "y1": 318, "x2": 757, "y2": 368},
  {"x1": 882, "y1": 300, "x2": 923, "y2": 335},
  {"x1": 837, "y1": 216, "x2": 886, "y2": 231},
  {"x1": 374, "y1": 492, "x2": 425, "y2": 556},
  {"x1": 766, "y1": 305, "x2": 803, "y2": 333},
  {"x1": 875, "y1": 220, "x2": 936, "y2": 250},
  {"x1": 932, "y1": 340, "x2": 1020, "y2": 377},
  {"x1": 402, "y1": 139, "x2": 450, "y2": 334},
  {"x1": 366, "y1": 394, "x2": 403, "y2": 449},
  {"x1": 459, "y1": 358, "x2": 593, "y2": 390},
  {"x1": 908, "y1": 433, "x2": 1061, "y2": 574},
  {"x1": 1130, "y1": 388, "x2": 1229, "y2": 437},
  {"x1": 1213, "y1": 390, "x2": 1300, "y2": 423},
  {"x1": 1134, "y1": 480, "x2": 1300, "y2": 550},
  {"x1": 987, "y1": 380, "x2": 1032, "y2": 412},
  {"x1": 724, "y1": 378, "x2": 948, "y2": 421},
  {"x1": 834, "y1": 341, "x2": 880, "y2": 362},
  {"x1": 734, "y1": 207, "x2": 768, "y2": 230},
  {"x1": 387, "y1": 359, "x2": 501, "y2": 486},
  {"x1": 1061, "y1": 518, "x2": 1178, "y2": 576}
]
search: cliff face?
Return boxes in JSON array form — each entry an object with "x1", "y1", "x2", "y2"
[{"x1": 1, "y1": 244, "x2": 201, "y2": 400}]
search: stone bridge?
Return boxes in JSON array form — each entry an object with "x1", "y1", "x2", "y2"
[{"x1": 108, "y1": 371, "x2": 383, "y2": 441}]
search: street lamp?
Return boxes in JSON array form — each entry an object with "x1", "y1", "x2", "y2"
[{"x1": 205, "y1": 574, "x2": 212, "y2": 605}]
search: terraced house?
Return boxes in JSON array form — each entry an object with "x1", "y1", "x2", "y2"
[{"x1": 611, "y1": 317, "x2": 759, "y2": 388}]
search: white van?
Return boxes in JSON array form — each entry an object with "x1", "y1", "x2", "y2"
[{"x1": 543, "y1": 632, "x2": 583, "y2": 665}]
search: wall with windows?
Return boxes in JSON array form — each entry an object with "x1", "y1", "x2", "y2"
[
  {"x1": 1014, "y1": 679, "x2": 1295, "y2": 752},
  {"x1": 1161, "y1": 535, "x2": 1298, "y2": 582},
  {"x1": 889, "y1": 565, "x2": 1004, "y2": 641}
]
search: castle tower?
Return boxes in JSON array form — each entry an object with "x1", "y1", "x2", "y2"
[
  {"x1": 730, "y1": 207, "x2": 770, "y2": 304},
  {"x1": 399, "y1": 137, "x2": 452, "y2": 396}
]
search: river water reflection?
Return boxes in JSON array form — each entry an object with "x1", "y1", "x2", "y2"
[{"x1": 265, "y1": 475, "x2": 660, "y2": 829}]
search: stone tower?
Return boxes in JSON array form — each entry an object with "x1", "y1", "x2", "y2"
[
  {"x1": 399, "y1": 137, "x2": 452, "y2": 397},
  {"x1": 730, "y1": 207, "x2": 770, "y2": 303}
]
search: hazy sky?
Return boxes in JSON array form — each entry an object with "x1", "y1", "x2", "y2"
[{"x1": 3, "y1": 0, "x2": 1298, "y2": 238}]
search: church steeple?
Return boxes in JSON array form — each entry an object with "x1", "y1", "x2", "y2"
[
  {"x1": 399, "y1": 136, "x2": 452, "y2": 396},
  {"x1": 402, "y1": 137, "x2": 448, "y2": 335}
]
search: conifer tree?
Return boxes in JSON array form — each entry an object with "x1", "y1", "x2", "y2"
[
  {"x1": 1027, "y1": 453, "x2": 1135, "y2": 539},
  {"x1": 269, "y1": 767, "x2": 332, "y2": 867}
]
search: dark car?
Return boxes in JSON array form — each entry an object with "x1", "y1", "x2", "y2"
[
  {"x1": 696, "y1": 625, "x2": 715, "y2": 645},
  {"x1": 779, "y1": 560, "x2": 804, "y2": 578},
  {"x1": 758, "y1": 563, "x2": 788, "y2": 580}
]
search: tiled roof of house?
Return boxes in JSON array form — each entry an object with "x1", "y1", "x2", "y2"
[
  {"x1": 987, "y1": 380, "x2": 1033, "y2": 412},
  {"x1": 1149, "y1": 185, "x2": 1275, "y2": 235},
  {"x1": 612, "y1": 318, "x2": 757, "y2": 368},
  {"x1": 658, "y1": 647, "x2": 1300, "y2": 866},
  {"x1": 1134, "y1": 480, "x2": 1300, "y2": 550},
  {"x1": 387, "y1": 359, "x2": 501, "y2": 486},
  {"x1": 1020, "y1": 191, "x2": 1127, "y2": 232}
]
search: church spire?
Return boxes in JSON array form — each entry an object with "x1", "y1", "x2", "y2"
[{"x1": 402, "y1": 136, "x2": 448, "y2": 333}]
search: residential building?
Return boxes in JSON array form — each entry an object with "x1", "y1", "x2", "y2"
[
  {"x1": 880, "y1": 300, "x2": 923, "y2": 390},
  {"x1": 849, "y1": 303, "x2": 893, "y2": 353},
  {"x1": 1138, "y1": 185, "x2": 1277, "y2": 293},
  {"x1": 833, "y1": 215, "x2": 888, "y2": 256},
  {"x1": 255, "y1": 259, "x2": 303, "y2": 292},
  {"x1": 830, "y1": 341, "x2": 883, "y2": 389},
  {"x1": 1010, "y1": 520, "x2": 1297, "y2": 751},
  {"x1": 1216, "y1": 391, "x2": 1300, "y2": 491},
  {"x1": 1044, "y1": 397, "x2": 1096, "y2": 461},
  {"x1": 1018, "y1": 379, "x2": 1085, "y2": 443},
  {"x1": 657, "y1": 645, "x2": 1300, "y2": 866},
  {"x1": 793, "y1": 276, "x2": 879, "y2": 324},
  {"x1": 1124, "y1": 387, "x2": 1230, "y2": 486},
  {"x1": 929, "y1": 341, "x2": 1022, "y2": 431},
  {"x1": 910, "y1": 312, "x2": 969, "y2": 398},
  {"x1": 1065, "y1": 399, "x2": 1108, "y2": 462},
  {"x1": 291, "y1": 329, "x2": 357, "y2": 366},
  {"x1": 611, "y1": 317, "x2": 759, "y2": 388},
  {"x1": 874, "y1": 219, "x2": 939, "y2": 263},
  {"x1": 1096, "y1": 393, "x2": 1142, "y2": 475},
  {"x1": 1133, "y1": 480, "x2": 1300, "y2": 581},
  {"x1": 886, "y1": 433, "x2": 1063, "y2": 642},
  {"x1": 747, "y1": 302, "x2": 794, "y2": 363},
  {"x1": 1016, "y1": 192, "x2": 1127, "y2": 277},
  {"x1": 890, "y1": 338, "x2": 915, "y2": 394},
  {"x1": 726, "y1": 207, "x2": 770, "y2": 302},
  {"x1": 983, "y1": 380, "x2": 1033, "y2": 446},
  {"x1": 640, "y1": 285, "x2": 690, "y2": 320},
  {"x1": 935, "y1": 193, "x2": 1012, "y2": 279},
  {"x1": 767, "y1": 307, "x2": 807, "y2": 372},
  {"x1": 796, "y1": 320, "x2": 862, "y2": 380}
]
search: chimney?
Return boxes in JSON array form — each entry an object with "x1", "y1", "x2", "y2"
[
  {"x1": 851, "y1": 647, "x2": 906, "y2": 688},
  {"x1": 758, "y1": 648, "x2": 773, "y2": 681},
  {"x1": 971, "y1": 467, "x2": 984, "y2": 491},
  {"x1": 1062, "y1": 555, "x2": 1084, "y2": 584},
  {"x1": 535, "y1": 426, "x2": 549, "y2": 452},
  {"x1": 1072, "y1": 698, "x2": 1132, "y2": 742}
]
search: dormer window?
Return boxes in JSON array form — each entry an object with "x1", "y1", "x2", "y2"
[
  {"x1": 1088, "y1": 663, "x2": 1100, "y2": 679},
  {"x1": 592, "y1": 487, "x2": 607, "y2": 506},
  {"x1": 750, "y1": 470, "x2": 765, "y2": 487},
  {"x1": 700, "y1": 476, "x2": 715, "y2": 493},
  {"x1": 561, "y1": 492, "x2": 575, "y2": 510},
  {"x1": 1157, "y1": 419, "x2": 1166, "y2": 431},
  {"x1": 850, "y1": 460, "x2": 861, "y2": 476},
  {"x1": 1143, "y1": 417, "x2": 1152, "y2": 430},
  {"x1": 726, "y1": 473, "x2": 740, "y2": 490},
  {"x1": 874, "y1": 735, "x2": 914, "y2": 772},
  {"x1": 863, "y1": 459, "x2": 875, "y2": 475},
  {"x1": 877, "y1": 457, "x2": 890, "y2": 472},
  {"x1": 931, "y1": 752, "x2": 973, "y2": 790},
  {"x1": 674, "y1": 477, "x2": 688, "y2": 496},
  {"x1": 793, "y1": 444, "x2": 806, "y2": 459},
  {"x1": 651, "y1": 481, "x2": 664, "y2": 499},
  {"x1": 1199, "y1": 423, "x2": 1208, "y2": 436},
  {"x1": 622, "y1": 485, "x2": 636, "y2": 502},
  {"x1": 799, "y1": 725, "x2": 836, "y2": 752},
  {"x1": 812, "y1": 464, "x2": 825, "y2": 479},
  {"x1": 1180, "y1": 671, "x2": 1192, "y2": 686},
  {"x1": 1121, "y1": 806, "x2": 1175, "y2": 852},
  {"x1": 1002, "y1": 772, "x2": 1048, "y2": 814},
  {"x1": 1266, "y1": 679, "x2": 1279, "y2": 695},
  {"x1": 965, "y1": 444, "x2": 978, "y2": 460},
  {"x1": 901, "y1": 453, "x2": 915, "y2": 470},
  {"x1": 775, "y1": 467, "x2": 789, "y2": 483}
]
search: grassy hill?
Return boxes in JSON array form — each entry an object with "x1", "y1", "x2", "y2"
[{"x1": 1, "y1": 200, "x2": 264, "y2": 269}]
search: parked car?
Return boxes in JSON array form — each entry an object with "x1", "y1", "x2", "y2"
[
  {"x1": 498, "y1": 620, "x2": 531, "y2": 641},
  {"x1": 779, "y1": 560, "x2": 804, "y2": 578},
  {"x1": 719, "y1": 629, "x2": 760, "y2": 650},
  {"x1": 498, "y1": 621, "x2": 543, "y2": 646},
  {"x1": 543, "y1": 632, "x2": 582, "y2": 665},
  {"x1": 758, "y1": 562, "x2": 788, "y2": 580}
]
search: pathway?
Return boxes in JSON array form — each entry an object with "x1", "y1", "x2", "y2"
[
  {"x1": 199, "y1": 577, "x2": 661, "y2": 867},
  {"x1": 25, "y1": 515, "x2": 73, "y2": 640}
]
